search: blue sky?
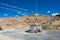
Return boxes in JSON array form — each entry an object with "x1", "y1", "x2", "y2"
[{"x1": 0, "y1": 0, "x2": 60, "y2": 17}]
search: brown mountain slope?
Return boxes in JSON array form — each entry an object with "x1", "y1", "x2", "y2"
[{"x1": 0, "y1": 14, "x2": 60, "y2": 30}]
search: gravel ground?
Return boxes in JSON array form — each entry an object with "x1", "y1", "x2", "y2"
[{"x1": 0, "y1": 30, "x2": 60, "y2": 40}]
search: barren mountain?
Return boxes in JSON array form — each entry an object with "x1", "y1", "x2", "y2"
[{"x1": 0, "y1": 14, "x2": 60, "y2": 30}]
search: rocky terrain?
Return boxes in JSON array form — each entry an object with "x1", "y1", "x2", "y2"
[
  {"x1": 0, "y1": 14, "x2": 60, "y2": 40},
  {"x1": 0, "y1": 14, "x2": 60, "y2": 30}
]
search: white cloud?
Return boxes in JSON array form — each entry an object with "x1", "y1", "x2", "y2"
[
  {"x1": 17, "y1": 11, "x2": 21, "y2": 14},
  {"x1": 52, "y1": 13, "x2": 60, "y2": 16},
  {"x1": 4, "y1": 14, "x2": 8, "y2": 16},
  {"x1": 22, "y1": 13, "x2": 26, "y2": 15},
  {"x1": 34, "y1": 13, "x2": 39, "y2": 15},
  {"x1": 15, "y1": 15, "x2": 18, "y2": 17},
  {"x1": 47, "y1": 10, "x2": 50, "y2": 13}
]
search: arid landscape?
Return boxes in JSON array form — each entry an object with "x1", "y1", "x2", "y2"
[
  {"x1": 0, "y1": 0, "x2": 60, "y2": 40},
  {"x1": 0, "y1": 14, "x2": 60, "y2": 40},
  {"x1": 0, "y1": 14, "x2": 60, "y2": 30}
]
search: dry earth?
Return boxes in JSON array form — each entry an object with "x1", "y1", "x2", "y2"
[
  {"x1": 0, "y1": 15, "x2": 60, "y2": 30},
  {"x1": 0, "y1": 30, "x2": 60, "y2": 40}
]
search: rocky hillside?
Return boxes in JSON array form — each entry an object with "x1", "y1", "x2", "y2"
[{"x1": 0, "y1": 14, "x2": 60, "y2": 30}]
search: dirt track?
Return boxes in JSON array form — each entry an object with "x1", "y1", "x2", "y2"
[{"x1": 0, "y1": 30, "x2": 60, "y2": 40}]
